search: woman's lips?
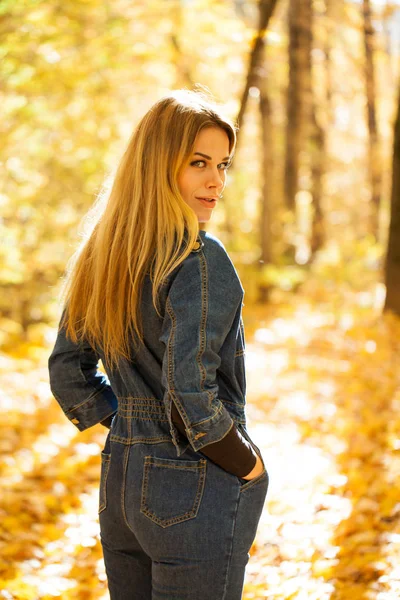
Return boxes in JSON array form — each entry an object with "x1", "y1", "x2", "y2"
[{"x1": 196, "y1": 197, "x2": 217, "y2": 208}]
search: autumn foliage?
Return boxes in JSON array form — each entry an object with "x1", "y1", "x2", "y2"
[{"x1": 1, "y1": 273, "x2": 400, "y2": 598}]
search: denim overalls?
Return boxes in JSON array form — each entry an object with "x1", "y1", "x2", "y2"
[{"x1": 48, "y1": 229, "x2": 269, "y2": 599}]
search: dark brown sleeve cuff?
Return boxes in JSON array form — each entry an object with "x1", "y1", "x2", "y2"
[{"x1": 171, "y1": 402, "x2": 257, "y2": 477}]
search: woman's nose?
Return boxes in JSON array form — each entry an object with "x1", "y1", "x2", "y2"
[{"x1": 205, "y1": 167, "x2": 224, "y2": 189}]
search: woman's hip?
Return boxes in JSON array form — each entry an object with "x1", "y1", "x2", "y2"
[{"x1": 99, "y1": 438, "x2": 268, "y2": 560}]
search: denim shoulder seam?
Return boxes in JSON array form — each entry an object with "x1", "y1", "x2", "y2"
[
  {"x1": 200, "y1": 232, "x2": 244, "y2": 296},
  {"x1": 197, "y1": 251, "x2": 208, "y2": 392},
  {"x1": 165, "y1": 296, "x2": 190, "y2": 430}
]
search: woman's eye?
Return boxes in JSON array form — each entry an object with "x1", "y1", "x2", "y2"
[{"x1": 190, "y1": 160, "x2": 231, "y2": 170}]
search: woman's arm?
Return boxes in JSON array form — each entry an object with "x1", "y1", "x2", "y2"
[
  {"x1": 159, "y1": 240, "x2": 265, "y2": 479},
  {"x1": 171, "y1": 402, "x2": 257, "y2": 478},
  {"x1": 48, "y1": 308, "x2": 118, "y2": 431}
]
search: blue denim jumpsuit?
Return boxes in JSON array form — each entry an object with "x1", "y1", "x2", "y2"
[{"x1": 48, "y1": 229, "x2": 269, "y2": 600}]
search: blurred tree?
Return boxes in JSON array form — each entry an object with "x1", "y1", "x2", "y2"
[
  {"x1": 283, "y1": 0, "x2": 313, "y2": 264},
  {"x1": 224, "y1": 0, "x2": 278, "y2": 249},
  {"x1": 230, "y1": 0, "x2": 278, "y2": 302},
  {"x1": 283, "y1": 0, "x2": 328, "y2": 262},
  {"x1": 236, "y1": 0, "x2": 279, "y2": 138},
  {"x1": 309, "y1": 0, "x2": 327, "y2": 257},
  {"x1": 363, "y1": 0, "x2": 382, "y2": 237},
  {"x1": 284, "y1": 0, "x2": 311, "y2": 214},
  {"x1": 384, "y1": 81, "x2": 400, "y2": 315},
  {"x1": 309, "y1": 100, "x2": 326, "y2": 257},
  {"x1": 258, "y1": 69, "x2": 274, "y2": 302}
]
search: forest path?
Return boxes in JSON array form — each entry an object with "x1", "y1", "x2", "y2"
[
  {"x1": 243, "y1": 289, "x2": 400, "y2": 600},
  {"x1": 1, "y1": 287, "x2": 399, "y2": 599}
]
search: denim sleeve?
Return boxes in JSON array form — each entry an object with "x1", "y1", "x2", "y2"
[
  {"x1": 48, "y1": 310, "x2": 118, "y2": 432},
  {"x1": 159, "y1": 248, "x2": 240, "y2": 453}
]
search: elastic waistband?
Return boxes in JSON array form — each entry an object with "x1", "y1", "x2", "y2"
[{"x1": 117, "y1": 396, "x2": 169, "y2": 422}]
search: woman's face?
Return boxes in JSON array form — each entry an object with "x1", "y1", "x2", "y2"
[{"x1": 178, "y1": 127, "x2": 231, "y2": 223}]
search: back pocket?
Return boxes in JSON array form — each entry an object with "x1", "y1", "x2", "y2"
[{"x1": 140, "y1": 456, "x2": 207, "y2": 528}]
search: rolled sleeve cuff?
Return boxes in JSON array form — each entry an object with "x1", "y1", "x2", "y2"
[
  {"x1": 185, "y1": 403, "x2": 235, "y2": 452},
  {"x1": 63, "y1": 387, "x2": 118, "y2": 432}
]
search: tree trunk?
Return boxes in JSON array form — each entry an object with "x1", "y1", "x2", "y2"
[
  {"x1": 384, "y1": 83, "x2": 400, "y2": 315},
  {"x1": 284, "y1": 0, "x2": 312, "y2": 214},
  {"x1": 309, "y1": 0, "x2": 326, "y2": 256},
  {"x1": 225, "y1": 0, "x2": 279, "y2": 245},
  {"x1": 236, "y1": 0, "x2": 279, "y2": 140},
  {"x1": 363, "y1": 0, "x2": 382, "y2": 237},
  {"x1": 310, "y1": 111, "x2": 326, "y2": 255},
  {"x1": 258, "y1": 71, "x2": 274, "y2": 302}
]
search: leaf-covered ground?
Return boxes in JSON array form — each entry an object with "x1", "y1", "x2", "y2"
[{"x1": 1, "y1": 282, "x2": 400, "y2": 599}]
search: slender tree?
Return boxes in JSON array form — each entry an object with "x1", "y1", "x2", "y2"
[
  {"x1": 309, "y1": 111, "x2": 326, "y2": 255},
  {"x1": 384, "y1": 82, "x2": 400, "y2": 315},
  {"x1": 283, "y1": 0, "x2": 328, "y2": 264},
  {"x1": 224, "y1": 0, "x2": 279, "y2": 244},
  {"x1": 229, "y1": 0, "x2": 280, "y2": 299},
  {"x1": 363, "y1": 0, "x2": 382, "y2": 236},
  {"x1": 309, "y1": 1, "x2": 327, "y2": 255},
  {"x1": 284, "y1": 0, "x2": 313, "y2": 214},
  {"x1": 258, "y1": 69, "x2": 274, "y2": 301},
  {"x1": 236, "y1": 0, "x2": 279, "y2": 139}
]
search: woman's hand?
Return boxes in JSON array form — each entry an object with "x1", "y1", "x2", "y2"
[{"x1": 241, "y1": 454, "x2": 264, "y2": 481}]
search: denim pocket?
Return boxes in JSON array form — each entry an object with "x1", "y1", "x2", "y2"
[
  {"x1": 98, "y1": 450, "x2": 111, "y2": 514},
  {"x1": 140, "y1": 456, "x2": 207, "y2": 528},
  {"x1": 236, "y1": 425, "x2": 269, "y2": 494},
  {"x1": 237, "y1": 467, "x2": 268, "y2": 493}
]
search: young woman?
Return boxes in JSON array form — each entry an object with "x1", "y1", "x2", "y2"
[{"x1": 48, "y1": 88, "x2": 269, "y2": 600}]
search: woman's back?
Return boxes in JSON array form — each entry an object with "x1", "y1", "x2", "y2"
[{"x1": 49, "y1": 229, "x2": 248, "y2": 455}]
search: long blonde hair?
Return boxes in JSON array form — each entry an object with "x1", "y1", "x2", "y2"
[{"x1": 57, "y1": 87, "x2": 237, "y2": 370}]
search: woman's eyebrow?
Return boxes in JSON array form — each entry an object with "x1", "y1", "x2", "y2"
[{"x1": 193, "y1": 152, "x2": 231, "y2": 161}]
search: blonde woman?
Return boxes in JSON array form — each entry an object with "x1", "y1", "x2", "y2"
[{"x1": 48, "y1": 88, "x2": 269, "y2": 600}]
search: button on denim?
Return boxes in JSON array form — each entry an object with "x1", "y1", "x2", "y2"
[{"x1": 48, "y1": 229, "x2": 269, "y2": 599}]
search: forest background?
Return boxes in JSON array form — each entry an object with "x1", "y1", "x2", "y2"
[{"x1": 1, "y1": 0, "x2": 400, "y2": 599}]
